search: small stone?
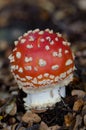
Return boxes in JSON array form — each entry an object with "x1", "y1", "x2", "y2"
[
  {"x1": 72, "y1": 90, "x2": 86, "y2": 98},
  {"x1": 78, "y1": 0, "x2": 86, "y2": 10},
  {"x1": 8, "y1": 117, "x2": 16, "y2": 125},
  {"x1": 73, "y1": 99, "x2": 84, "y2": 112},
  {"x1": 22, "y1": 112, "x2": 41, "y2": 124},
  {"x1": 39, "y1": 121, "x2": 49, "y2": 130}
]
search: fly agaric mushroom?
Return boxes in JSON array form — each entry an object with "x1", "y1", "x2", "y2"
[{"x1": 8, "y1": 29, "x2": 75, "y2": 111}]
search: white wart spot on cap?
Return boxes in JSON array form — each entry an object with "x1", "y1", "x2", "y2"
[
  {"x1": 16, "y1": 52, "x2": 21, "y2": 59},
  {"x1": 50, "y1": 40, "x2": 54, "y2": 45},
  {"x1": 25, "y1": 57, "x2": 33, "y2": 62},
  {"x1": 46, "y1": 36, "x2": 51, "y2": 41},
  {"x1": 40, "y1": 38, "x2": 45, "y2": 42},
  {"x1": 18, "y1": 36, "x2": 22, "y2": 40},
  {"x1": 62, "y1": 41, "x2": 67, "y2": 46},
  {"x1": 55, "y1": 76, "x2": 59, "y2": 82},
  {"x1": 65, "y1": 50, "x2": 69, "y2": 54},
  {"x1": 55, "y1": 37, "x2": 58, "y2": 41},
  {"x1": 51, "y1": 65, "x2": 59, "y2": 70},
  {"x1": 27, "y1": 30, "x2": 32, "y2": 34},
  {"x1": 39, "y1": 59, "x2": 47, "y2": 67},
  {"x1": 21, "y1": 39, "x2": 26, "y2": 44},
  {"x1": 29, "y1": 36, "x2": 34, "y2": 41},
  {"x1": 46, "y1": 37, "x2": 54, "y2": 45},
  {"x1": 23, "y1": 33, "x2": 28, "y2": 36},
  {"x1": 67, "y1": 68, "x2": 73, "y2": 74},
  {"x1": 15, "y1": 74, "x2": 20, "y2": 79},
  {"x1": 44, "y1": 73, "x2": 49, "y2": 77},
  {"x1": 45, "y1": 45, "x2": 50, "y2": 50},
  {"x1": 39, "y1": 31, "x2": 44, "y2": 35},
  {"x1": 45, "y1": 28, "x2": 50, "y2": 32},
  {"x1": 49, "y1": 30, "x2": 53, "y2": 34},
  {"x1": 52, "y1": 51, "x2": 62, "y2": 57},
  {"x1": 38, "y1": 43, "x2": 41, "y2": 48},
  {"x1": 34, "y1": 67, "x2": 38, "y2": 71},
  {"x1": 33, "y1": 29, "x2": 39, "y2": 33},
  {"x1": 15, "y1": 65, "x2": 19, "y2": 70},
  {"x1": 56, "y1": 33, "x2": 62, "y2": 37},
  {"x1": 13, "y1": 48, "x2": 17, "y2": 52},
  {"x1": 32, "y1": 78, "x2": 37, "y2": 84},
  {"x1": 58, "y1": 53, "x2": 62, "y2": 57},
  {"x1": 59, "y1": 48, "x2": 62, "y2": 52},
  {"x1": 21, "y1": 78, "x2": 26, "y2": 81},
  {"x1": 67, "y1": 42, "x2": 71, "y2": 46},
  {"x1": 37, "y1": 74, "x2": 43, "y2": 79},
  {"x1": 10, "y1": 58, "x2": 15, "y2": 63},
  {"x1": 18, "y1": 67, "x2": 23, "y2": 73},
  {"x1": 52, "y1": 52, "x2": 58, "y2": 57},
  {"x1": 11, "y1": 65, "x2": 16, "y2": 70},
  {"x1": 23, "y1": 82, "x2": 34, "y2": 87},
  {"x1": 8, "y1": 54, "x2": 13, "y2": 60},
  {"x1": 60, "y1": 72, "x2": 66, "y2": 79},
  {"x1": 26, "y1": 76, "x2": 33, "y2": 80},
  {"x1": 24, "y1": 66, "x2": 32, "y2": 71},
  {"x1": 38, "y1": 79, "x2": 50, "y2": 85},
  {"x1": 65, "y1": 59, "x2": 73, "y2": 66},
  {"x1": 26, "y1": 44, "x2": 33, "y2": 49},
  {"x1": 62, "y1": 41, "x2": 71, "y2": 46},
  {"x1": 49, "y1": 75, "x2": 55, "y2": 79},
  {"x1": 14, "y1": 41, "x2": 18, "y2": 46},
  {"x1": 9, "y1": 55, "x2": 15, "y2": 63}
]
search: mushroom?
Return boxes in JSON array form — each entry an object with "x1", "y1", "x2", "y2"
[{"x1": 8, "y1": 29, "x2": 75, "y2": 112}]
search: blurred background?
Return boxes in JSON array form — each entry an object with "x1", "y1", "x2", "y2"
[
  {"x1": 0, "y1": 0, "x2": 86, "y2": 87},
  {"x1": 0, "y1": 0, "x2": 85, "y2": 43}
]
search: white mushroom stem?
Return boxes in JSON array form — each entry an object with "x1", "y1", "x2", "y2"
[
  {"x1": 23, "y1": 74, "x2": 73, "y2": 111},
  {"x1": 24, "y1": 86, "x2": 65, "y2": 111}
]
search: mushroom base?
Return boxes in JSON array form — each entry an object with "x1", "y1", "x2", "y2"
[{"x1": 23, "y1": 73, "x2": 73, "y2": 111}]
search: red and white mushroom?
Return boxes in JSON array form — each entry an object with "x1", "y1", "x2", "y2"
[{"x1": 8, "y1": 29, "x2": 75, "y2": 111}]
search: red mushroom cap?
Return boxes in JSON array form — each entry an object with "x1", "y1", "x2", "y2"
[{"x1": 9, "y1": 29, "x2": 75, "y2": 91}]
